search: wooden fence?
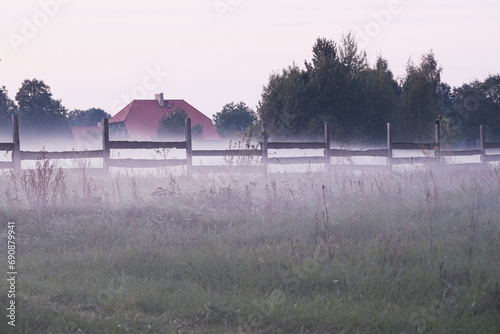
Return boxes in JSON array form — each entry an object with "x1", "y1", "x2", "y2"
[{"x1": 1, "y1": 115, "x2": 500, "y2": 173}]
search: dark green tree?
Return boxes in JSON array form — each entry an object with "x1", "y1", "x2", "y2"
[
  {"x1": 67, "y1": 108, "x2": 111, "y2": 127},
  {"x1": 451, "y1": 75, "x2": 500, "y2": 140},
  {"x1": 213, "y1": 102, "x2": 257, "y2": 138},
  {"x1": 259, "y1": 37, "x2": 342, "y2": 139},
  {"x1": 329, "y1": 33, "x2": 372, "y2": 140},
  {"x1": 396, "y1": 52, "x2": 443, "y2": 141},
  {"x1": 258, "y1": 34, "x2": 399, "y2": 141},
  {"x1": 305, "y1": 37, "x2": 345, "y2": 138},
  {"x1": 0, "y1": 86, "x2": 17, "y2": 140},
  {"x1": 338, "y1": 32, "x2": 368, "y2": 77},
  {"x1": 157, "y1": 106, "x2": 188, "y2": 140},
  {"x1": 258, "y1": 64, "x2": 312, "y2": 138},
  {"x1": 15, "y1": 79, "x2": 72, "y2": 141},
  {"x1": 360, "y1": 56, "x2": 401, "y2": 141}
]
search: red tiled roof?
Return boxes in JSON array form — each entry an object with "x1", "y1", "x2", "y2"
[{"x1": 110, "y1": 99, "x2": 220, "y2": 140}]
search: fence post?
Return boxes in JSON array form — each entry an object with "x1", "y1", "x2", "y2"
[
  {"x1": 261, "y1": 122, "x2": 268, "y2": 174},
  {"x1": 387, "y1": 122, "x2": 392, "y2": 168},
  {"x1": 12, "y1": 114, "x2": 21, "y2": 172},
  {"x1": 185, "y1": 117, "x2": 192, "y2": 172},
  {"x1": 324, "y1": 121, "x2": 330, "y2": 171},
  {"x1": 102, "y1": 118, "x2": 110, "y2": 172},
  {"x1": 480, "y1": 125, "x2": 486, "y2": 163},
  {"x1": 434, "y1": 120, "x2": 441, "y2": 162}
]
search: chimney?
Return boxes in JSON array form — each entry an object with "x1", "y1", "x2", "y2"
[{"x1": 155, "y1": 93, "x2": 164, "y2": 107}]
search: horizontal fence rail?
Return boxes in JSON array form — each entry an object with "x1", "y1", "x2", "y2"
[
  {"x1": 268, "y1": 141, "x2": 325, "y2": 150},
  {"x1": 267, "y1": 156, "x2": 328, "y2": 165},
  {"x1": 0, "y1": 143, "x2": 14, "y2": 150},
  {"x1": 20, "y1": 150, "x2": 103, "y2": 160},
  {"x1": 1, "y1": 115, "x2": 500, "y2": 174},
  {"x1": 392, "y1": 157, "x2": 437, "y2": 165},
  {"x1": 330, "y1": 149, "x2": 388, "y2": 157},
  {"x1": 108, "y1": 141, "x2": 187, "y2": 150},
  {"x1": 392, "y1": 142, "x2": 436, "y2": 150},
  {"x1": 192, "y1": 149, "x2": 262, "y2": 157},
  {"x1": 108, "y1": 158, "x2": 188, "y2": 168},
  {"x1": 189, "y1": 165, "x2": 264, "y2": 174},
  {"x1": 440, "y1": 149, "x2": 482, "y2": 157},
  {"x1": 0, "y1": 161, "x2": 14, "y2": 169},
  {"x1": 484, "y1": 142, "x2": 500, "y2": 149}
]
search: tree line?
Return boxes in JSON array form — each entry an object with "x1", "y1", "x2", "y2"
[
  {"x1": 0, "y1": 78, "x2": 259, "y2": 143},
  {"x1": 0, "y1": 79, "x2": 110, "y2": 142},
  {"x1": 3, "y1": 34, "x2": 500, "y2": 145},
  {"x1": 256, "y1": 33, "x2": 500, "y2": 143}
]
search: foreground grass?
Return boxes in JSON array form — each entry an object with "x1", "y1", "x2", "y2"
[{"x1": 0, "y1": 165, "x2": 500, "y2": 333}]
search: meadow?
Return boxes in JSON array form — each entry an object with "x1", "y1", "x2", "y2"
[{"x1": 0, "y1": 159, "x2": 499, "y2": 333}]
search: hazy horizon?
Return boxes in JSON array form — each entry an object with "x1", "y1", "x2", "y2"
[{"x1": 1, "y1": 0, "x2": 499, "y2": 119}]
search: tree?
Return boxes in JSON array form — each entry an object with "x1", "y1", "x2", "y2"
[
  {"x1": 258, "y1": 34, "x2": 398, "y2": 141},
  {"x1": 360, "y1": 56, "x2": 401, "y2": 141},
  {"x1": 451, "y1": 75, "x2": 500, "y2": 140},
  {"x1": 258, "y1": 37, "x2": 342, "y2": 139},
  {"x1": 157, "y1": 106, "x2": 188, "y2": 140},
  {"x1": 15, "y1": 79, "x2": 72, "y2": 141},
  {"x1": 330, "y1": 33, "x2": 373, "y2": 140},
  {"x1": 67, "y1": 108, "x2": 111, "y2": 127},
  {"x1": 396, "y1": 51, "x2": 443, "y2": 141},
  {"x1": 0, "y1": 86, "x2": 17, "y2": 140},
  {"x1": 213, "y1": 102, "x2": 257, "y2": 138},
  {"x1": 338, "y1": 32, "x2": 368, "y2": 78},
  {"x1": 258, "y1": 64, "x2": 312, "y2": 138},
  {"x1": 305, "y1": 37, "x2": 345, "y2": 138}
]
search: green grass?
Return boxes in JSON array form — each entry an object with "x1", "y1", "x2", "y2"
[{"x1": 0, "y1": 164, "x2": 500, "y2": 333}]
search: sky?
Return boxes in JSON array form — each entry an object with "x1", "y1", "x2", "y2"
[{"x1": 1, "y1": 0, "x2": 499, "y2": 120}]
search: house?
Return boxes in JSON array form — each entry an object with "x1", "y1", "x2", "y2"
[{"x1": 109, "y1": 93, "x2": 220, "y2": 141}]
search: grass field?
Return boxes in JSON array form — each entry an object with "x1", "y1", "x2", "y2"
[{"x1": 1, "y1": 160, "x2": 500, "y2": 333}]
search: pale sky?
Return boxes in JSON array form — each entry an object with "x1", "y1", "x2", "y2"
[{"x1": 1, "y1": 0, "x2": 499, "y2": 119}]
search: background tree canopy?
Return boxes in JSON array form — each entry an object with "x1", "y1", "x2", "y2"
[
  {"x1": 0, "y1": 86, "x2": 17, "y2": 141},
  {"x1": 67, "y1": 108, "x2": 111, "y2": 127},
  {"x1": 157, "y1": 106, "x2": 187, "y2": 140},
  {"x1": 1, "y1": 36, "x2": 499, "y2": 146},
  {"x1": 15, "y1": 79, "x2": 72, "y2": 142},
  {"x1": 157, "y1": 107, "x2": 203, "y2": 141},
  {"x1": 212, "y1": 102, "x2": 257, "y2": 138},
  {"x1": 450, "y1": 75, "x2": 500, "y2": 141},
  {"x1": 1, "y1": 79, "x2": 112, "y2": 146},
  {"x1": 395, "y1": 51, "x2": 443, "y2": 141},
  {"x1": 257, "y1": 33, "x2": 500, "y2": 143},
  {"x1": 258, "y1": 34, "x2": 401, "y2": 142}
]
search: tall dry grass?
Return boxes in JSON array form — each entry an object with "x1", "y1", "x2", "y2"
[{"x1": 0, "y1": 161, "x2": 499, "y2": 333}]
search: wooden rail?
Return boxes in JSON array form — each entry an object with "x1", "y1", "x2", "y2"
[
  {"x1": 1, "y1": 114, "x2": 500, "y2": 173},
  {"x1": 0, "y1": 143, "x2": 14, "y2": 150},
  {"x1": 192, "y1": 149, "x2": 261, "y2": 157},
  {"x1": 20, "y1": 150, "x2": 102, "y2": 160},
  {"x1": 268, "y1": 142, "x2": 325, "y2": 150},
  {"x1": 108, "y1": 141, "x2": 186, "y2": 150},
  {"x1": 108, "y1": 158, "x2": 188, "y2": 168},
  {"x1": 330, "y1": 149, "x2": 388, "y2": 157}
]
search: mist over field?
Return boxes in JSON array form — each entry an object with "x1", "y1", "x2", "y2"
[
  {"x1": 1, "y1": 1, "x2": 500, "y2": 332},
  {"x1": 1, "y1": 151, "x2": 500, "y2": 333}
]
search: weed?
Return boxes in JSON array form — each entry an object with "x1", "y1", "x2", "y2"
[
  {"x1": 224, "y1": 129, "x2": 261, "y2": 166},
  {"x1": 18, "y1": 151, "x2": 67, "y2": 209},
  {"x1": 1, "y1": 165, "x2": 500, "y2": 333},
  {"x1": 468, "y1": 187, "x2": 480, "y2": 265}
]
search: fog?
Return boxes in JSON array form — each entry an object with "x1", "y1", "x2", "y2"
[
  {"x1": 2, "y1": 131, "x2": 496, "y2": 174},
  {"x1": 2, "y1": 132, "x2": 500, "y2": 332}
]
